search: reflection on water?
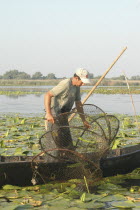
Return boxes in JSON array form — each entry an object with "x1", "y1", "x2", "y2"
[
  {"x1": 0, "y1": 93, "x2": 140, "y2": 115},
  {"x1": 86, "y1": 94, "x2": 140, "y2": 115},
  {"x1": 6, "y1": 94, "x2": 29, "y2": 99}
]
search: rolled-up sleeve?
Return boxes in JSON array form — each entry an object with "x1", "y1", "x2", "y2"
[{"x1": 50, "y1": 80, "x2": 68, "y2": 96}]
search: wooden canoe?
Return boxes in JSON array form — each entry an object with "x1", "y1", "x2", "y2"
[{"x1": 0, "y1": 144, "x2": 140, "y2": 187}]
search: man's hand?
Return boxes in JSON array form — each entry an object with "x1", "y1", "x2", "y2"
[
  {"x1": 45, "y1": 113, "x2": 55, "y2": 124},
  {"x1": 44, "y1": 91, "x2": 54, "y2": 124},
  {"x1": 83, "y1": 120, "x2": 91, "y2": 129}
]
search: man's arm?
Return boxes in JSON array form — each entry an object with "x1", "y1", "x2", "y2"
[
  {"x1": 44, "y1": 91, "x2": 55, "y2": 124},
  {"x1": 75, "y1": 101, "x2": 90, "y2": 128}
]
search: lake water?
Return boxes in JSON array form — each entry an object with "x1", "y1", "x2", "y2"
[{"x1": 0, "y1": 93, "x2": 140, "y2": 115}]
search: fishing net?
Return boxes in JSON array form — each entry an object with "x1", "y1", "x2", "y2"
[{"x1": 32, "y1": 104, "x2": 119, "y2": 186}]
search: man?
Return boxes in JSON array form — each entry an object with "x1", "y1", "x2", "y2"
[{"x1": 44, "y1": 68, "x2": 91, "y2": 151}]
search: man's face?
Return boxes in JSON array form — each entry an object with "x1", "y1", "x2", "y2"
[{"x1": 75, "y1": 78, "x2": 84, "y2": 86}]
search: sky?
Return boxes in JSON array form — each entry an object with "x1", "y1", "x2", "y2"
[{"x1": 0, "y1": 0, "x2": 140, "y2": 78}]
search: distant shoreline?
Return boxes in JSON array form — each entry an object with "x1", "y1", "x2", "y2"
[
  {"x1": 0, "y1": 86, "x2": 140, "y2": 95},
  {"x1": 0, "y1": 79, "x2": 140, "y2": 86}
]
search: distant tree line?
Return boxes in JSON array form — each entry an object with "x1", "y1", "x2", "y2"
[
  {"x1": 0, "y1": 70, "x2": 94, "y2": 80},
  {"x1": 0, "y1": 70, "x2": 57, "y2": 80},
  {"x1": 0, "y1": 70, "x2": 140, "y2": 80}
]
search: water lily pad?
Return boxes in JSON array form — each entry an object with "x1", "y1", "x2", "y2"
[
  {"x1": 80, "y1": 192, "x2": 106, "y2": 203},
  {"x1": 111, "y1": 200, "x2": 136, "y2": 208},
  {"x1": 67, "y1": 208, "x2": 85, "y2": 210},
  {"x1": 0, "y1": 193, "x2": 5, "y2": 198},
  {"x1": 3, "y1": 185, "x2": 21, "y2": 190},
  {"x1": 76, "y1": 200, "x2": 105, "y2": 209},
  {"x1": 14, "y1": 204, "x2": 34, "y2": 209},
  {"x1": 66, "y1": 189, "x2": 81, "y2": 199},
  {"x1": 0, "y1": 204, "x2": 24, "y2": 210},
  {"x1": 98, "y1": 183, "x2": 122, "y2": 190},
  {"x1": 100, "y1": 194, "x2": 126, "y2": 202},
  {"x1": 134, "y1": 202, "x2": 140, "y2": 208},
  {"x1": 47, "y1": 197, "x2": 70, "y2": 208},
  {"x1": 21, "y1": 198, "x2": 42, "y2": 207},
  {"x1": 5, "y1": 192, "x2": 19, "y2": 199},
  {"x1": 22, "y1": 186, "x2": 40, "y2": 191}
]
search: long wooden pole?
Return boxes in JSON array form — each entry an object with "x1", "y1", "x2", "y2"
[
  {"x1": 68, "y1": 47, "x2": 127, "y2": 121},
  {"x1": 82, "y1": 47, "x2": 127, "y2": 104}
]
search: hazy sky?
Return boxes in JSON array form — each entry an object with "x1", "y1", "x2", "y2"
[{"x1": 0, "y1": 0, "x2": 140, "y2": 78}]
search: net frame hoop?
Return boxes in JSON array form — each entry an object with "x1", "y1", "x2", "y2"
[
  {"x1": 31, "y1": 147, "x2": 99, "y2": 170},
  {"x1": 39, "y1": 125, "x2": 105, "y2": 153}
]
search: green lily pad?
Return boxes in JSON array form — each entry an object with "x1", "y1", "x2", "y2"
[
  {"x1": 47, "y1": 197, "x2": 70, "y2": 208},
  {"x1": 0, "y1": 204, "x2": 24, "y2": 210},
  {"x1": 100, "y1": 194, "x2": 126, "y2": 202},
  {"x1": 0, "y1": 193, "x2": 5, "y2": 198},
  {"x1": 5, "y1": 192, "x2": 20, "y2": 199},
  {"x1": 3, "y1": 185, "x2": 21, "y2": 190},
  {"x1": 67, "y1": 208, "x2": 85, "y2": 210},
  {"x1": 111, "y1": 200, "x2": 136, "y2": 208},
  {"x1": 14, "y1": 204, "x2": 34, "y2": 209},
  {"x1": 98, "y1": 183, "x2": 122, "y2": 190},
  {"x1": 134, "y1": 202, "x2": 140, "y2": 209},
  {"x1": 76, "y1": 200, "x2": 105, "y2": 209},
  {"x1": 65, "y1": 189, "x2": 82, "y2": 199},
  {"x1": 80, "y1": 192, "x2": 107, "y2": 203},
  {"x1": 22, "y1": 186, "x2": 40, "y2": 191}
]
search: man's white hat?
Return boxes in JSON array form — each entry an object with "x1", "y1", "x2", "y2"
[{"x1": 75, "y1": 68, "x2": 91, "y2": 84}]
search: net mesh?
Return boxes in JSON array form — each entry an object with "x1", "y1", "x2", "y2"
[{"x1": 32, "y1": 104, "x2": 119, "y2": 185}]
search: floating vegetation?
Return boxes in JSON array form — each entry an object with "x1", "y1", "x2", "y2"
[
  {"x1": 0, "y1": 114, "x2": 45, "y2": 156},
  {"x1": 1, "y1": 113, "x2": 140, "y2": 156},
  {"x1": 82, "y1": 86, "x2": 140, "y2": 94},
  {"x1": 0, "y1": 171, "x2": 140, "y2": 209},
  {"x1": 0, "y1": 113, "x2": 140, "y2": 209},
  {"x1": 0, "y1": 86, "x2": 140, "y2": 95},
  {"x1": 0, "y1": 78, "x2": 140, "y2": 86},
  {"x1": 0, "y1": 90, "x2": 43, "y2": 96}
]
